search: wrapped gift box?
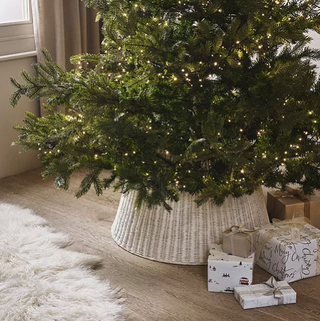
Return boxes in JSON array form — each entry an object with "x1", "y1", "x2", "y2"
[
  {"x1": 222, "y1": 225, "x2": 257, "y2": 258},
  {"x1": 255, "y1": 221, "x2": 320, "y2": 283},
  {"x1": 208, "y1": 244, "x2": 254, "y2": 293},
  {"x1": 234, "y1": 276, "x2": 296, "y2": 309},
  {"x1": 267, "y1": 191, "x2": 320, "y2": 228}
]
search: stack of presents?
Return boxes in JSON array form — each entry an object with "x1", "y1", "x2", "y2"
[{"x1": 208, "y1": 188, "x2": 320, "y2": 309}]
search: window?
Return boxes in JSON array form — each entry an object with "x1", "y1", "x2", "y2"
[
  {"x1": 0, "y1": 0, "x2": 35, "y2": 60},
  {"x1": 0, "y1": 0, "x2": 30, "y2": 24}
]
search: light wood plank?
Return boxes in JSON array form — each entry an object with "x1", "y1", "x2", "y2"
[{"x1": 0, "y1": 168, "x2": 319, "y2": 320}]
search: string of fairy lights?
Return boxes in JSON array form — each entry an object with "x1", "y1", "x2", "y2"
[{"x1": 35, "y1": 0, "x2": 320, "y2": 193}]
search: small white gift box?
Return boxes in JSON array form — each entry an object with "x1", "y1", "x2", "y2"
[
  {"x1": 234, "y1": 276, "x2": 296, "y2": 309},
  {"x1": 208, "y1": 244, "x2": 254, "y2": 293},
  {"x1": 255, "y1": 220, "x2": 320, "y2": 282}
]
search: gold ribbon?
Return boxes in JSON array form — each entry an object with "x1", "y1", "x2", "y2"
[
  {"x1": 225, "y1": 224, "x2": 256, "y2": 255},
  {"x1": 273, "y1": 186, "x2": 311, "y2": 220},
  {"x1": 227, "y1": 224, "x2": 256, "y2": 235}
]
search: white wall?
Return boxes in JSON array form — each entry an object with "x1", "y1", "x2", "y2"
[
  {"x1": 309, "y1": 30, "x2": 320, "y2": 72},
  {"x1": 0, "y1": 56, "x2": 40, "y2": 179}
]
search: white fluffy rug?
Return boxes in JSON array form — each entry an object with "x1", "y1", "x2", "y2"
[{"x1": 0, "y1": 203, "x2": 123, "y2": 321}]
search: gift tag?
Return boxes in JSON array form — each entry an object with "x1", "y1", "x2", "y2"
[{"x1": 290, "y1": 228, "x2": 301, "y2": 242}]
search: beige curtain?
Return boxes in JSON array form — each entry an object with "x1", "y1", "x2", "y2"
[
  {"x1": 32, "y1": 0, "x2": 100, "y2": 71},
  {"x1": 31, "y1": 0, "x2": 100, "y2": 114}
]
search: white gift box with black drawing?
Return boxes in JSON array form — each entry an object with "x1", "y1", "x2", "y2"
[
  {"x1": 234, "y1": 276, "x2": 297, "y2": 309},
  {"x1": 208, "y1": 244, "x2": 254, "y2": 293},
  {"x1": 255, "y1": 220, "x2": 320, "y2": 283}
]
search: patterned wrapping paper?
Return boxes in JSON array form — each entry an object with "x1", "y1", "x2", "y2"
[
  {"x1": 208, "y1": 244, "x2": 254, "y2": 293},
  {"x1": 255, "y1": 220, "x2": 320, "y2": 283},
  {"x1": 234, "y1": 276, "x2": 296, "y2": 309}
]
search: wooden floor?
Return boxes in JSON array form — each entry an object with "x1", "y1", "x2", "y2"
[{"x1": 0, "y1": 168, "x2": 320, "y2": 320}]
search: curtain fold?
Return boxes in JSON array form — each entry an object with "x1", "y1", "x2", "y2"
[
  {"x1": 32, "y1": 0, "x2": 100, "y2": 71},
  {"x1": 31, "y1": 0, "x2": 100, "y2": 114}
]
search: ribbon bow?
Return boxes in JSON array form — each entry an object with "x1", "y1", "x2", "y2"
[
  {"x1": 272, "y1": 216, "x2": 310, "y2": 227},
  {"x1": 227, "y1": 224, "x2": 255, "y2": 235},
  {"x1": 274, "y1": 186, "x2": 311, "y2": 219},
  {"x1": 274, "y1": 186, "x2": 309, "y2": 202},
  {"x1": 224, "y1": 224, "x2": 256, "y2": 256},
  {"x1": 264, "y1": 276, "x2": 286, "y2": 299}
]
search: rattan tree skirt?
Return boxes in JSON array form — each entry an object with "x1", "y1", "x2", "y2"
[{"x1": 111, "y1": 188, "x2": 269, "y2": 265}]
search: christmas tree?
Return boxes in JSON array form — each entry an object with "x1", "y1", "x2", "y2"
[{"x1": 10, "y1": 0, "x2": 320, "y2": 210}]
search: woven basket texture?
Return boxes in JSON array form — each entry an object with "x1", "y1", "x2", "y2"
[{"x1": 111, "y1": 188, "x2": 269, "y2": 265}]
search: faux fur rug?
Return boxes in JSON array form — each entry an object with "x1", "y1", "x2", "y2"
[{"x1": 0, "y1": 203, "x2": 123, "y2": 321}]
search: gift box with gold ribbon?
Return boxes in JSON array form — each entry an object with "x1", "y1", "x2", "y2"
[
  {"x1": 234, "y1": 276, "x2": 296, "y2": 309},
  {"x1": 222, "y1": 225, "x2": 257, "y2": 258},
  {"x1": 267, "y1": 187, "x2": 320, "y2": 228},
  {"x1": 255, "y1": 217, "x2": 320, "y2": 283}
]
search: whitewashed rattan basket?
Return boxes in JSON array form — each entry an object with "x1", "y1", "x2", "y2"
[{"x1": 111, "y1": 188, "x2": 269, "y2": 265}]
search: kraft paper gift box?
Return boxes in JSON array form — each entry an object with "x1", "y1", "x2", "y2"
[
  {"x1": 234, "y1": 276, "x2": 296, "y2": 309},
  {"x1": 208, "y1": 244, "x2": 254, "y2": 293},
  {"x1": 222, "y1": 225, "x2": 257, "y2": 258},
  {"x1": 267, "y1": 190, "x2": 320, "y2": 228},
  {"x1": 255, "y1": 219, "x2": 320, "y2": 283}
]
